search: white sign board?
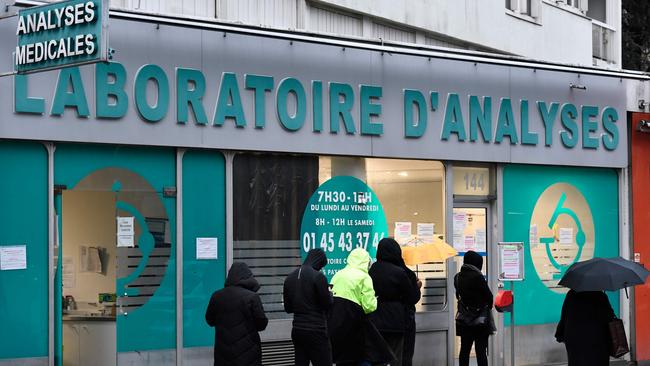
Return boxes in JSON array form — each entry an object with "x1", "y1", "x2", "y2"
[
  {"x1": 196, "y1": 237, "x2": 218, "y2": 260},
  {"x1": 0, "y1": 245, "x2": 27, "y2": 270},
  {"x1": 394, "y1": 222, "x2": 412, "y2": 244},
  {"x1": 117, "y1": 216, "x2": 135, "y2": 247},
  {"x1": 498, "y1": 242, "x2": 524, "y2": 281},
  {"x1": 416, "y1": 223, "x2": 435, "y2": 243}
]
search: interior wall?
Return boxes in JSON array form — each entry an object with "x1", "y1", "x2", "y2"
[
  {"x1": 372, "y1": 181, "x2": 445, "y2": 239},
  {"x1": 61, "y1": 191, "x2": 116, "y2": 304}
]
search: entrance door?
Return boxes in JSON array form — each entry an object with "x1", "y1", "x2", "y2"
[
  {"x1": 54, "y1": 144, "x2": 176, "y2": 366},
  {"x1": 452, "y1": 204, "x2": 490, "y2": 364}
]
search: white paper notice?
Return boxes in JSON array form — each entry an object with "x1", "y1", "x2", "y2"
[
  {"x1": 464, "y1": 235, "x2": 476, "y2": 251},
  {"x1": 394, "y1": 222, "x2": 412, "y2": 244},
  {"x1": 559, "y1": 228, "x2": 574, "y2": 245},
  {"x1": 453, "y1": 213, "x2": 467, "y2": 251},
  {"x1": 117, "y1": 235, "x2": 134, "y2": 248},
  {"x1": 117, "y1": 217, "x2": 135, "y2": 235},
  {"x1": 501, "y1": 245, "x2": 520, "y2": 280},
  {"x1": 475, "y1": 229, "x2": 486, "y2": 252},
  {"x1": 0, "y1": 245, "x2": 27, "y2": 270},
  {"x1": 529, "y1": 224, "x2": 539, "y2": 247},
  {"x1": 196, "y1": 237, "x2": 219, "y2": 260},
  {"x1": 62, "y1": 257, "x2": 75, "y2": 288},
  {"x1": 416, "y1": 223, "x2": 435, "y2": 243}
]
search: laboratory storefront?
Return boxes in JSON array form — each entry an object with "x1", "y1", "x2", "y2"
[{"x1": 0, "y1": 8, "x2": 632, "y2": 366}]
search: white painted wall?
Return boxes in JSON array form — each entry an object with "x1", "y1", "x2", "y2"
[
  {"x1": 106, "y1": 0, "x2": 622, "y2": 70},
  {"x1": 315, "y1": 0, "x2": 603, "y2": 66}
]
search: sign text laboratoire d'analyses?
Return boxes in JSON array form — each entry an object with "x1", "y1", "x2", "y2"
[{"x1": 14, "y1": 62, "x2": 620, "y2": 151}]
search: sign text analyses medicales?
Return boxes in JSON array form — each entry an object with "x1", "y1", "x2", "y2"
[{"x1": 15, "y1": 0, "x2": 106, "y2": 73}]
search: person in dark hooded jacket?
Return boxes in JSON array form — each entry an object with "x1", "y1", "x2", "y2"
[
  {"x1": 554, "y1": 289, "x2": 615, "y2": 366},
  {"x1": 283, "y1": 248, "x2": 333, "y2": 366},
  {"x1": 454, "y1": 250, "x2": 493, "y2": 366},
  {"x1": 401, "y1": 258, "x2": 422, "y2": 366},
  {"x1": 205, "y1": 262, "x2": 268, "y2": 366},
  {"x1": 369, "y1": 238, "x2": 421, "y2": 366}
]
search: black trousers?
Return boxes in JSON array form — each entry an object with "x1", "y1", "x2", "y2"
[
  {"x1": 292, "y1": 328, "x2": 333, "y2": 366},
  {"x1": 402, "y1": 319, "x2": 416, "y2": 366},
  {"x1": 459, "y1": 333, "x2": 489, "y2": 366},
  {"x1": 380, "y1": 332, "x2": 404, "y2": 366}
]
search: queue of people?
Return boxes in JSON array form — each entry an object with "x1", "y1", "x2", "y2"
[{"x1": 203, "y1": 242, "x2": 616, "y2": 366}]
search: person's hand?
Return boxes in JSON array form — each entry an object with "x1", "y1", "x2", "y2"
[{"x1": 416, "y1": 279, "x2": 423, "y2": 289}]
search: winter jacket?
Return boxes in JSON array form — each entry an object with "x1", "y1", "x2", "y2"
[
  {"x1": 205, "y1": 262, "x2": 269, "y2": 366},
  {"x1": 330, "y1": 248, "x2": 377, "y2": 314},
  {"x1": 369, "y1": 238, "x2": 421, "y2": 333},
  {"x1": 454, "y1": 251, "x2": 493, "y2": 337},
  {"x1": 555, "y1": 290, "x2": 615, "y2": 366},
  {"x1": 283, "y1": 248, "x2": 333, "y2": 332},
  {"x1": 328, "y1": 296, "x2": 395, "y2": 364}
]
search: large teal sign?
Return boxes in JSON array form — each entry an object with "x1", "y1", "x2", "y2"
[
  {"x1": 503, "y1": 165, "x2": 619, "y2": 325},
  {"x1": 15, "y1": 0, "x2": 108, "y2": 73},
  {"x1": 13, "y1": 62, "x2": 620, "y2": 151},
  {"x1": 300, "y1": 176, "x2": 389, "y2": 280}
]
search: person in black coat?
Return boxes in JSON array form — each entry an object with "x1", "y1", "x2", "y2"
[
  {"x1": 454, "y1": 251, "x2": 493, "y2": 366},
  {"x1": 401, "y1": 262, "x2": 422, "y2": 366},
  {"x1": 369, "y1": 238, "x2": 421, "y2": 366},
  {"x1": 205, "y1": 262, "x2": 268, "y2": 366},
  {"x1": 555, "y1": 289, "x2": 615, "y2": 366},
  {"x1": 283, "y1": 248, "x2": 333, "y2": 366}
]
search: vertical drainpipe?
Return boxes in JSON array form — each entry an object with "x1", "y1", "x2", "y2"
[
  {"x1": 225, "y1": 152, "x2": 235, "y2": 270},
  {"x1": 46, "y1": 142, "x2": 55, "y2": 366},
  {"x1": 619, "y1": 166, "x2": 631, "y2": 362},
  {"x1": 495, "y1": 164, "x2": 505, "y2": 366},
  {"x1": 176, "y1": 149, "x2": 185, "y2": 366},
  {"x1": 445, "y1": 162, "x2": 455, "y2": 366}
]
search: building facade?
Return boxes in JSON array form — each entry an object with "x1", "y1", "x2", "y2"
[{"x1": 0, "y1": 1, "x2": 648, "y2": 366}]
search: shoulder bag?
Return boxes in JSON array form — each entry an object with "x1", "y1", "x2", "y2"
[{"x1": 608, "y1": 318, "x2": 629, "y2": 358}]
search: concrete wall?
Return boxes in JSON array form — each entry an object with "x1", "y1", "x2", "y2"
[{"x1": 104, "y1": 0, "x2": 622, "y2": 67}]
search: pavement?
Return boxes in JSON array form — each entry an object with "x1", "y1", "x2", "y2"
[{"x1": 453, "y1": 358, "x2": 632, "y2": 365}]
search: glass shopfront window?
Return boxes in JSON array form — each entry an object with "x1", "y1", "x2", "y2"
[{"x1": 233, "y1": 153, "x2": 446, "y2": 318}]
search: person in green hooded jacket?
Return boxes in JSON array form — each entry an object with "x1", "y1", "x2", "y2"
[
  {"x1": 331, "y1": 247, "x2": 377, "y2": 314},
  {"x1": 328, "y1": 248, "x2": 394, "y2": 366}
]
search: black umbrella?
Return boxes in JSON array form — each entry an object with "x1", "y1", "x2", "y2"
[{"x1": 558, "y1": 256, "x2": 650, "y2": 292}]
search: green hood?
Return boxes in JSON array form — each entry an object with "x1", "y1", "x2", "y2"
[
  {"x1": 331, "y1": 248, "x2": 377, "y2": 314},
  {"x1": 346, "y1": 248, "x2": 370, "y2": 272}
]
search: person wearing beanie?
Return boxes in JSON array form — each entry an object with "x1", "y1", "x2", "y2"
[
  {"x1": 283, "y1": 249, "x2": 333, "y2": 366},
  {"x1": 454, "y1": 250, "x2": 494, "y2": 366}
]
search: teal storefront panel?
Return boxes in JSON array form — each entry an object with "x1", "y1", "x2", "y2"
[
  {"x1": 182, "y1": 150, "x2": 226, "y2": 348},
  {"x1": 0, "y1": 142, "x2": 48, "y2": 359},
  {"x1": 54, "y1": 144, "x2": 176, "y2": 355},
  {"x1": 503, "y1": 165, "x2": 619, "y2": 326}
]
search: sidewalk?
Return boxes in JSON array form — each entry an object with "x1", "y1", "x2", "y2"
[{"x1": 454, "y1": 358, "x2": 631, "y2": 365}]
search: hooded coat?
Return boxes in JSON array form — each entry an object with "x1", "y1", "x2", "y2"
[
  {"x1": 205, "y1": 262, "x2": 268, "y2": 366},
  {"x1": 369, "y1": 238, "x2": 421, "y2": 333},
  {"x1": 283, "y1": 248, "x2": 333, "y2": 331},
  {"x1": 330, "y1": 248, "x2": 377, "y2": 314},
  {"x1": 328, "y1": 248, "x2": 394, "y2": 364},
  {"x1": 454, "y1": 251, "x2": 493, "y2": 337},
  {"x1": 555, "y1": 290, "x2": 615, "y2": 366}
]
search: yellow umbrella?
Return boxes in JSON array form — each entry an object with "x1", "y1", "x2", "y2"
[{"x1": 401, "y1": 240, "x2": 457, "y2": 265}]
